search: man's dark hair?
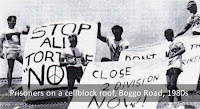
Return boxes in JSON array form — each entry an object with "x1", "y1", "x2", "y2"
[
  {"x1": 165, "y1": 29, "x2": 174, "y2": 36},
  {"x1": 111, "y1": 25, "x2": 123, "y2": 33},
  {"x1": 7, "y1": 16, "x2": 16, "y2": 21},
  {"x1": 188, "y1": 1, "x2": 196, "y2": 5},
  {"x1": 68, "y1": 33, "x2": 77, "y2": 39},
  {"x1": 164, "y1": 29, "x2": 174, "y2": 41},
  {"x1": 187, "y1": 1, "x2": 197, "y2": 9}
]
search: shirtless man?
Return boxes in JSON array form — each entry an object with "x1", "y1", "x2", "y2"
[
  {"x1": 0, "y1": 16, "x2": 30, "y2": 89},
  {"x1": 97, "y1": 22, "x2": 129, "y2": 61},
  {"x1": 177, "y1": 1, "x2": 200, "y2": 37}
]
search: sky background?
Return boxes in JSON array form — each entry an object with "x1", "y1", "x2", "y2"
[{"x1": 0, "y1": 0, "x2": 199, "y2": 77}]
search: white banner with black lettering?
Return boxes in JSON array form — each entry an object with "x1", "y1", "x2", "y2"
[
  {"x1": 22, "y1": 20, "x2": 97, "y2": 91},
  {"x1": 68, "y1": 59, "x2": 167, "y2": 109},
  {"x1": 120, "y1": 36, "x2": 200, "y2": 90}
]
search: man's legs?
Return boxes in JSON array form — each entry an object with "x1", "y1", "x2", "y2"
[
  {"x1": 75, "y1": 67, "x2": 83, "y2": 83},
  {"x1": 7, "y1": 59, "x2": 15, "y2": 88},
  {"x1": 66, "y1": 66, "x2": 76, "y2": 100},
  {"x1": 167, "y1": 68, "x2": 181, "y2": 102},
  {"x1": 166, "y1": 71, "x2": 174, "y2": 102},
  {"x1": 170, "y1": 68, "x2": 181, "y2": 101}
]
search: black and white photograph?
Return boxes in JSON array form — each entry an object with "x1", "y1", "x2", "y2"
[{"x1": 1, "y1": 0, "x2": 200, "y2": 109}]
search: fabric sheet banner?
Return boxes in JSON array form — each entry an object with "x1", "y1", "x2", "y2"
[
  {"x1": 120, "y1": 36, "x2": 200, "y2": 91},
  {"x1": 68, "y1": 59, "x2": 167, "y2": 109},
  {"x1": 22, "y1": 20, "x2": 97, "y2": 91}
]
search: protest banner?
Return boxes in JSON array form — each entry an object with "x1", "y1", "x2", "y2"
[
  {"x1": 119, "y1": 36, "x2": 200, "y2": 91},
  {"x1": 22, "y1": 20, "x2": 97, "y2": 92},
  {"x1": 68, "y1": 59, "x2": 168, "y2": 109},
  {"x1": 119, "y1": 42, "x2": 167, "y2": 61}
]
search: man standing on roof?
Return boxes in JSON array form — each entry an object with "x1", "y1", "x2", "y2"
[
  {"x1": 0, "y1": 15, "x2": 30, "y2": 90},
  {"x1": 97, "y1": 22, "x2": 129, "y2": 61},
  {"x1": 59, "y1": 33, "x2": 88, "y2": 100},
  {"x1": 165, "y1": 29, "x2": 185, "y2": 108},
  {"x1": 177, "y1": 1, "x2": 200, "y2": 37}
]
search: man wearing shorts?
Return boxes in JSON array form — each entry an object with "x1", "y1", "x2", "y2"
[
  {"x1": 0, "y1": 16, "x2": 30, "y2": 89},
  {"x1": 59, "y1": 33, "x2": 88, "y2": 100},
  {"x1": 177, "y1": 1, "x2": 200, "y2": 36},
  {"x1": 97, "y1": 22, "x2": 129, "y2": 61},
  {"x1": 165, "y1": 29, "x2": 185, "y2": 105}
]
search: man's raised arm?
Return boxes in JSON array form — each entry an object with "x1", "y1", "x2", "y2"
[
  {"x1": 176, "y1": 23, "x2": 191, "y2": 37},
  {"x1": 97, "y1": 22, "x2": 107, "y2": 42},
  {"x1": 21, "y1": 25, "x2": 30, "y2": 35}
]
